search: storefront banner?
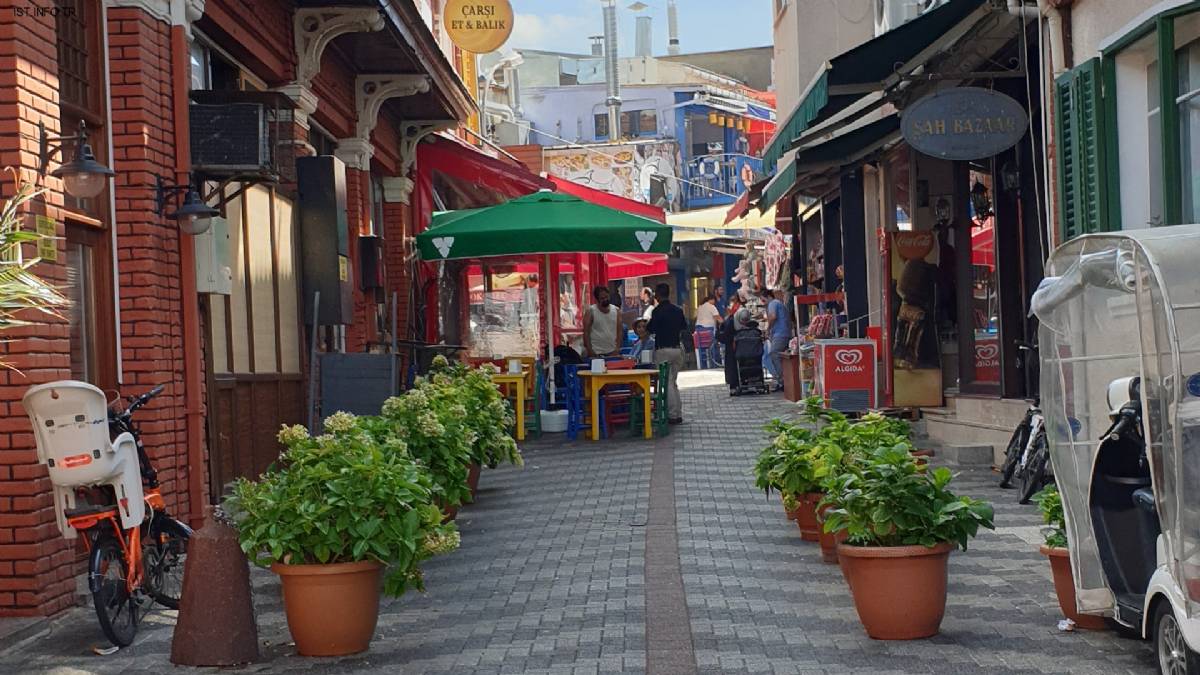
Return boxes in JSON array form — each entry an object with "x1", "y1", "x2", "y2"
[{"x1": 901, "y1": 87, "x2": 1029, "y2": 161}]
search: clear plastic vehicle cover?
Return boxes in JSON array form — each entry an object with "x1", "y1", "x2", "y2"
[{"x1": 1033, "y1": 224, "x2": 1200, "y2": 616}]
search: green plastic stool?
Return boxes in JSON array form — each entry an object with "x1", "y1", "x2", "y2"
[{"x1": 630, "y1": 362, "x2": 671, "y2": 437}]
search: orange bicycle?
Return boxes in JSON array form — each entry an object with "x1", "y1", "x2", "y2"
[{"x1": 28, "y1": 383, "x2": 191, "y2": 647}]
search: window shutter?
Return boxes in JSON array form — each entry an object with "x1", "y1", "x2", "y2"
[{"x1": 1056, "y1": 58, "x2": 1109, "y2": 242}]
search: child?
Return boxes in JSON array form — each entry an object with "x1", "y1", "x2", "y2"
[{"x1": 630, "y1": 319, "x2": 655, "y2": 361}]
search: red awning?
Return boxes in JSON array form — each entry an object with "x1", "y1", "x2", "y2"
[
  {"x1": 724, "y1": 191, "x2": 750, "y2": 224},
  {"x1": 547, "y1": 175, "x2": 668, "y2": 280},
  {"x1": 419, "y1": 134, "x2": 553, "y2": 201}
]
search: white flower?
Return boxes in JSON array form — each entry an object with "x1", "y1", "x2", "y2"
[
  {"x1": 323, "y1": 411, "x2": 357, "y2": 434},
  {"x1": 277, "y1": 424, "x2": 310, "y2": 446}
]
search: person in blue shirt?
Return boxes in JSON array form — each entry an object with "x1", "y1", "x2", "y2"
[
  {"x1": 763, "y1": 288, "x2": 793, "y2": 391},
  {"x1": 629, "y1": 319, "x2": 655, "y2": 361}
]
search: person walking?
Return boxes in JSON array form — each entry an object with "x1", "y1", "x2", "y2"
[
  {"x1": 647, "y1": 283, "x2": 686, "y2": 424},
  {"x1": 640, "y1": 286, "x2": 656, "y2": 322},
  {"x1": 764, "y1": 288, "x2": 793, "y2": 391},
  {"x1": 583, "y1": 286, "x2": 623, "y2": 358}
]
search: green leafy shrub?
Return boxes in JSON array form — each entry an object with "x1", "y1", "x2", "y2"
[
  {"x1": 377, "y1": 375, "x2": 475, "y2": 508},
  {"x1": 820, "y1": 444, "x2": 995, "y2": 550},
  {"x1": 1033, "y1": 484, "x2": 1068, "y2": 548},
  {"x1": 428, "y1": 357, "x2": 523, "y2": 469},
  {"x1": 225, "y1": 413, "x2": 459, "y2": 596}
]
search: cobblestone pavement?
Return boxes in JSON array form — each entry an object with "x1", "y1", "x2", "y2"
[{"x1": 0, "y1": 372, "x2": 1157, "y2": 674}]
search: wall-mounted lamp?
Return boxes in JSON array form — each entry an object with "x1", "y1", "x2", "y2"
[
  {"x1": 39, "y1": 120, "x2": 115, "y2": 199},
  {"x1": 970, "y1": 179, "x2": 992, "y2": 219},
  {"x1": 156, "y1": 175, "x2": 219, "y2": 235},
  {"x1": 1000, "y1": 162, "x2": 1020, "y2": 192}
]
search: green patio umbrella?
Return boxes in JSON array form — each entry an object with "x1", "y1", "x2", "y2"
[
  {"x1": 416, "y1": 189, "x2": 673, "y2": 403},
  {"x1": 416, "y1": 189, "x2": 673, "y2": 260}
]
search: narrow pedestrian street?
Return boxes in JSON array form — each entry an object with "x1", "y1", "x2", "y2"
[{"x1": 0, "y1": 375, "x2": 1155, "y2": 674}]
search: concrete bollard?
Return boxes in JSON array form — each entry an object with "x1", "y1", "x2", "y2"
[{"x1": 170, "y1": 507, "x2": 259, "y2": 666}]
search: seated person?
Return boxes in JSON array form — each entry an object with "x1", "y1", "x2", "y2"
[{"x1": 630, "y1": 319, "x2": 655, "y2": 361}]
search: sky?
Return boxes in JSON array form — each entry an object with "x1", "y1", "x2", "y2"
[{"x1": 502, "y1": 0, "x2": 773, "y2": 57}]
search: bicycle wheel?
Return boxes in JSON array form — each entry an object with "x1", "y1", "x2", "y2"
[
  {"x1": 143, "y1": 516, "x2": 190, "y2": 609},
  {"x1": 998, "y1": 421, "x2": 1028, "y2": 488},
  {"x1": 90, "y1": 535, "x2": 139, "y2": 647},
  {"x1": 1019, "y1": 433, "x2": 1050, "y2": 504}
]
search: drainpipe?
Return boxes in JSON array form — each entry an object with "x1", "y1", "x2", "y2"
[
  {"x1": 169, "y1": 19, "x2": 207, "y2": 527},
  {"x1": 1009, "y1": 0, "x2": 1068, "y2": 75}
]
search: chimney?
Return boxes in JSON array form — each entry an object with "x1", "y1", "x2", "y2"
[
  {"x1": 635, "y1": 15, "x2": 652, "y2": 57},
  {"x1": 602, "y1": 0, "x2": 621, "y2": 138},
  {"x1": 667, "y1": 0, "x2": 680, "y2": 55},
  {"x1": 589, "y1": 35, "x2": 604, "y2": 56}
]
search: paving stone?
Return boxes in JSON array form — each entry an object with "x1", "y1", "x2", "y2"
[{"x1": 0, "y1": 372, "x2": 1158, "y2": 673}]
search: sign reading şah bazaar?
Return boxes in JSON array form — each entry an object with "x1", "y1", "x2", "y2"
[
  {"x1": 445, "y1": 0, "x2": 514, "y2": 53},
  {"x1": 900, "y1": 87, "x2": 1029, "y2": 161}
]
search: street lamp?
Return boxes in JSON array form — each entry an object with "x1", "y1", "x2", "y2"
[
  {"x1": 39, "y1": 120, "x2": 116, "y2": 199},
  {"x1": 156, "y1": 175, "x2": 219, "y2": 235},
  {"x1": 479, "y1": 51, "x2": 524, "y2": 141}
]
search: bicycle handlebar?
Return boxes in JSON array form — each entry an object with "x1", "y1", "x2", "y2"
[
  {"x1": 122, "y1": 384, "x2": 164, "y2": 416},
  {"x1": 1104, "y1": 406, "x2": 1140, "y2": 441}
]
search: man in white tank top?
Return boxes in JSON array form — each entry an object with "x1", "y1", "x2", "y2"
[{"x1": 583, "y1": 286, "x2": 623, "y2": 358}]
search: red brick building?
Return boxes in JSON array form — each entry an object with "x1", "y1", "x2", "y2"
[{"x1": 0, "y1": 0, "x2": 476, "y2": 617}]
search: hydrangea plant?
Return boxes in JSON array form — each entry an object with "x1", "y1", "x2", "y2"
[
  {"x1": 225, "y1": 412, "x2": 459, "y2": 596},
  {"x1": 428, "y1": 356, "x2": 523, "y2": 469}
]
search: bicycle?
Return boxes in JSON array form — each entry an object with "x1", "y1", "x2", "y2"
[
  {"x1": 54, "y1": 385, "x2": 191, "y2": 647},
  {"x1": 997, "y1": 341, "x2": 1053, "y2": 503}
]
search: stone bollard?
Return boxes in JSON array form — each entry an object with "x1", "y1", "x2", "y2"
[{"x1": 170, "y1": 507, "x2": 259, "y2": 666}]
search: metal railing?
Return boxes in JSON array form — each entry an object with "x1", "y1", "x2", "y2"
[{"x1": 680, "y1": 153, "x2": 762, "y2": 209}]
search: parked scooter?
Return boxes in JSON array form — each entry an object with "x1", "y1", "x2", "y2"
[{"x1": 1033, "y1": 226, "x2": 1200, "y2": 674}]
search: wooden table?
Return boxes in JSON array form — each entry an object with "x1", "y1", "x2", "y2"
[
  {"x1": 490, "y1": 370, "x2": 528, "y2": 441},
  {"x1": 578, "y1": 369, "x2": 656, "y2": 441}
]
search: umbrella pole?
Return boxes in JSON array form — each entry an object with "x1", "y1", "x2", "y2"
[{"x1": 546, "y1": 254, "x2": 556, "y2": 406}]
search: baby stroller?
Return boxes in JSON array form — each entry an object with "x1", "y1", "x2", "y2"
[{"x1": 731, "y1": 325, "x2": 770, "y2": 396}]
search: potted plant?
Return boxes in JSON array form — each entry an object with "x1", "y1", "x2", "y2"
[
  {"x1": 1033, "y1": 485, "x2": 1106, "y2": 630},
  {"x1": 226, "y1": 413, "x2": 460, "y2": 656},
  {"x1": 429, "y1": 357, "x2": 524, "y2": 500},
  {"x1": 755, "y1": 420, "x2": 822, "y2": 540},
  {"x1": 377, "y1": 371, "x2": 475, "y2": 519},
  {"x1": 821, "y1": 445, "x2": 994, "y2": 640}
]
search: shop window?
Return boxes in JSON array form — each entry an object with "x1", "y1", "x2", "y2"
[{"x1": 65, "y1": 224, "x2": 114, "y2": 387}]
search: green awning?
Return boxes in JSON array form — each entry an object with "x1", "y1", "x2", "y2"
[
  {"x1": 759, "y1": 156, "x2": 797, "y2": 213},
  {"x1": 761, "y1": 0, "x2": 989, "y2": 173}
]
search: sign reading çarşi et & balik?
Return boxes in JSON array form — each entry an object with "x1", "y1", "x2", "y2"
[
  {"x1": 445, "y1": 0, "x2": 514, "y2": 54},
  {"x1": 901, "y1": 87, "x2": 1029, "y2": 161}
]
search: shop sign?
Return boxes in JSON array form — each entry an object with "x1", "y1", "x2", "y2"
[
  {"x1": 34, "y1": 215, "x2": 57, "y2": 262},
  {"x1": 974, "y1": 337, "x2": 1000, "y2": 384},
  {"x1": 901, "y1": 87, "x2": 1028, "y2": 161},
  {"x1": 445, "y1": 0, "x2": 514, "y2": 53}
]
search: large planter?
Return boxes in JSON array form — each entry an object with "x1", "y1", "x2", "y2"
[
  {"x1": 272, "y1": 560, "x2": 383, "y2": 656},
  {"x1": 815, "y1": 505, "x2": 846, "y2": 564},
  {"x1": 793, "y1": 493, "x2": 822, "y2": 541},
  {"x1": 838, "y1": 542, "x2": 953, "y2": 639},
  {"x1": 466, "y1": 463, "x2": 482, "y2": 502},
  {"x1": 1040, "y1": 545, "x2": 1107, "y2": 630}
]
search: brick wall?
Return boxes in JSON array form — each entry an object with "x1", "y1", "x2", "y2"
[{"x1": 106, "y1": 7, "x2": 195, "y2": 519}]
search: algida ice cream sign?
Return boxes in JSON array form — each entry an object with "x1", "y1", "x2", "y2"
[
  {"x1": 446, "y1": 0, "x2": 514, "y2": 53},
  {"x1": 901, "y1": 87, "x2": 1028, "y2": 161}
]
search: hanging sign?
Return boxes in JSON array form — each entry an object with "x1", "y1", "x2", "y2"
[
  {"x1": 901, "y1": 87, "x2": 1028, "y2": 161},
  {"x1": 445, "y1": 0, "x2": 514, "y2": 53}
]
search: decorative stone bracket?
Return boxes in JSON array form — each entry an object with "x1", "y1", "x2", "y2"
[
  {"x1": 277, "y1": 7, "x2": 385, "y2": 128},
  {"x1": 335, "y1": 75, "x2": 432, "y2": 171},
  {"x1": 374, "y1": 121, "x2": 450, "y2": 204}
]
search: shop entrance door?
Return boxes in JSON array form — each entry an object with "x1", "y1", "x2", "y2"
[{"x1": 956, "y1": 163, "x2": 1001, "y2": 395}]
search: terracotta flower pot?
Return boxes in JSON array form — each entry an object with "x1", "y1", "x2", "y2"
[
  {"x1": 815, "y1": 504, "x2": 846, "y2": 564},
  {"x1": 838, "y1": 542, "x2": 954, "y2": 640},
  {"x1": 466, "y1": 463, "x2": 482, "y2": 502},
  {"x1": 1040, "y1": 545, "x2": 1108, "y2": 630},
  {"x1": 782, "y1": 494, "x2": 802, "y2": 521},
  {"x1": 271, "y1": 560, "x2": 383, "y2": 656},
  {"x1": 794, "y1": 493, "x2": 822, "y2": 542}
]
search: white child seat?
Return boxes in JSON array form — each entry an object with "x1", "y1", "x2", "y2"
[{"x1": 22, "y1": 381, "x2": 145, "y2": 537}]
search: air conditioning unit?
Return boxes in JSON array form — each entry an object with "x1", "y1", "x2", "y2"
[{"x1": 190, "y1": 102, "x2": 272, "y2": 174}]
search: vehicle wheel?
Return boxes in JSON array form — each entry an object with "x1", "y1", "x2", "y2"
[
  {"x1": 1154, "y1": 601, "x2": 1200, "y2": 675},
  {"x1": 90, "y1": 535, "x2": 139, "y2": 647},
  {"x1": 1019, "y1": 433, "x2": 1049, "y2": 504},
  {"x1": 143, "y1": 516, "x2": 190, "y2": 609},
  {"x1": 998, "y1": 422, "x2": 1027, "y2": 488}
]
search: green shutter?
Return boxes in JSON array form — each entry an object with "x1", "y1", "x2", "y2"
[{"x1": 1055, "y1": 57, "x2": 1110, "y2": 242}]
